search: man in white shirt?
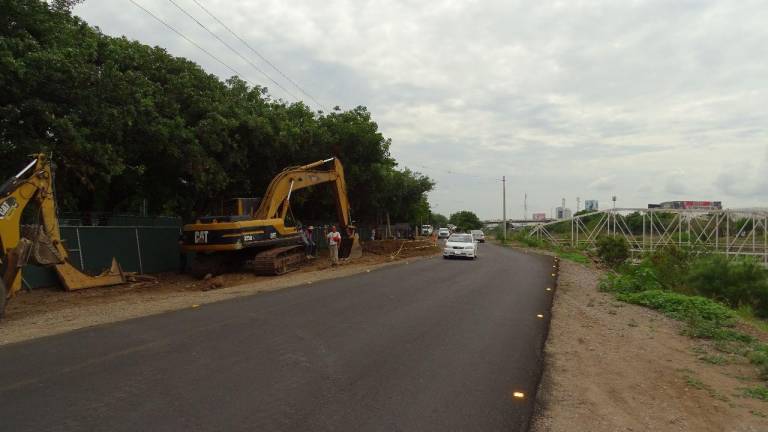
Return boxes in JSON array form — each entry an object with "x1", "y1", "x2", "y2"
[{"x1": 327, "y1": 225, "x2": 341, "y2": 265}]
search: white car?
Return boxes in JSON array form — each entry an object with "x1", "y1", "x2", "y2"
[
  {"x1": 437, "y1": 228, "x2": 451, "y2": 239},
  {"x1": 443, "y1": 233, "x2": 478, "y2": 259},
  {"x1": 421, "y1": 225, "x2": 434, "y2": 235},
  {"x1": 470, "y1": 229, "x2": 485, "y2": 243}
]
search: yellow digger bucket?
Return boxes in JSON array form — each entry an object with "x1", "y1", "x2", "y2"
[{"x1": 55, "y1": 258, "x2": 126, "y2": 291}]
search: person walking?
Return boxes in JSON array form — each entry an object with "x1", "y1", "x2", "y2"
[{"x1": 327, "y1": 225, "x2": 341, "y2": 266}]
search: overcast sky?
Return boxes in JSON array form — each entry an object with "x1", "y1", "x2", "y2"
[{"x1": 74, "y1": 0, "x2": 768, "y2": 220}]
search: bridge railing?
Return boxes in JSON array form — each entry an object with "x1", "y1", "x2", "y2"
[{"x1": 526, "y1": 208, "x2": 768, "y2": 263}]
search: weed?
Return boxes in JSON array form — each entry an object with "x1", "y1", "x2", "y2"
[
  {"x1": 698, "y1": 354, "x2": 728, "y2": 365},
  {"x1": 742, "y1": 386, "x2": 768, "y2": 401},
  {"x1": 685, "y1": 375, "x2": 705, "y2": 389},
  {"x1": 684, "y1": 374, "x2": 730, "y2": 401},
  {"x1": 751, "y1": 410, "x2": 767, "y2": 418}
]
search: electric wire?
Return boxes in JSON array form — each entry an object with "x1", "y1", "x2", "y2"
[
  {"x1": 188, "y1": 0, "x2": 329, "y2": 112},
  {"x1": 127, "y1": 0, "x2": 252, "y2": 85},
  {"x1": 166, "y1": 0, "x2": 301, "y2": 103}
]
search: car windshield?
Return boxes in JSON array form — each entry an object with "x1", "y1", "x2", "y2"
[{"x1": 448, "y1": 234, "x2": 472, "y2": 243}]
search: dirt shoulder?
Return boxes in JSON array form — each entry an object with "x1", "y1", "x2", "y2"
[
  {"x1": 532, "y1": 258, "x2": 768, "y2": 431},
  {"x1": 1, "y1": 242, "x2": 439, "y2": 346}
]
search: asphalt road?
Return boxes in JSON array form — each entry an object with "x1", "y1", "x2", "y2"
[{"x1": 0, "y1": 243, "x2": 555, "y2": 432}]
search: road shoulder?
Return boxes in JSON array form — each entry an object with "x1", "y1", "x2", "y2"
[{"x1": 532, "y1": 258, "x2": 768, "y2": 431}]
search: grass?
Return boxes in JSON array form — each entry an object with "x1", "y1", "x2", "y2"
[
  {"x1": 683, "y1": 373, "x2": 729, "y2": 401},
  {"x1": 742, "y1": 386, "x2": 768, "y2": 401},
  {"x1": 699, "y1": 354, "x2": 729, "y2": 365},
  {"x1": 557, "y1": 250, "x2": 590, "y2": 265}
]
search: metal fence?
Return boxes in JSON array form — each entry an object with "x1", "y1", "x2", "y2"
[{"x1": 23, "y1": 225, "x2": 183, "y2": 289}]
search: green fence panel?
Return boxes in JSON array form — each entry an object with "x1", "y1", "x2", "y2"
[
  {"x1": 137, "y1": 227, "x2": 182, "y2": 274},
  {"x1": 75, "y1": 226, "x2": 142, "y2": 274}
]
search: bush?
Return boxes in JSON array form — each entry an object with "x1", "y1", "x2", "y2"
[
  {"x1": 599, "y1": 265, "x2": 662, "y2": 293},
  {"x1": 647, "y1": 245, "x2": 692, "y2": 292},
  {"x1": 596, "y1": 236, "x2": 630, "y2": 267},
  {"x1": 617, "y1": 290, "x2": 735, "y2": 325},
  {"x1": 687, "y1": 255, "x2": 768, "y2": 317}
]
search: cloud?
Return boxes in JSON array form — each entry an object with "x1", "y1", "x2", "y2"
[{"x1": 74, "y1": 0, "x2": 768, "y2": 218}]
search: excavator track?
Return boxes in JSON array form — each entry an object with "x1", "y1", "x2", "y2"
[{"x1": 252, "y1": 245, "x2": 306, "y2": 276}]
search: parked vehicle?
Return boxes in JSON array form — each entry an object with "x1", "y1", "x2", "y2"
[
  {"x1": 442, "y1": 233, "x2": 478, "y2": 259},
  {"x1": 421, "y1": 225, "x2": 434, "y2": 235},
  {"x1": 437, "y1": 227, "x2": 451, "y2": 239},
  {"x1": 470, "y1": 229, "x2": 485, "y2": 243}
]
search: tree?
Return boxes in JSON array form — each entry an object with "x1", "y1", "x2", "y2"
[
  {"x1": 431, "y1": 213, "x2": 448, "y2": 227},
  {"x1": 0, "y1": 0, "x2": 435, "y2": 223},
  {"x1": 449, "y1": 210, "x2": 482, "y2": 231}
]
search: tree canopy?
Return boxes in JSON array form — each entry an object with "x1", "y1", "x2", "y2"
[
  {"x1": 0, "y1": 0, "x2": 433, "y2": 224},
  {"x1": 449, "y1": 210, "x2": 483, "y2": 231}
]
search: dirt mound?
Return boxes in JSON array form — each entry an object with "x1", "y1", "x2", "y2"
[{"x1": 362, "y1": 239, "x2": 440, "y2": 258}]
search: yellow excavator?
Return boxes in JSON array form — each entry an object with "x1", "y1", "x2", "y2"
[
  {"x1": 0, "y1": 154, "x2": 129, "y2": 318},
  {"x1": 181, "y1": 157, "x2": 362, "y2": 277}
]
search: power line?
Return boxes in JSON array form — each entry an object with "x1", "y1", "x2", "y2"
[
  {"x1": 408, "y1": 161, "x2": 503, "y2": 183},
  {"x1": 166, "y1": 0, "x2": 302, "y2": 104},
  {"x1": 127, "y1": 0, "x2": 252, "y2": 85},
  {"x1": 188, "y1": 0, "x2": 329, "y2": 112}
]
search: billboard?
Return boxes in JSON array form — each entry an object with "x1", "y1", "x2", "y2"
[
  {"x1": 532, "y1": 213, "x2": 547, "y2": 221},
  {"x1": 585, "y1": 200, "x2": 598, "y2": 211}
]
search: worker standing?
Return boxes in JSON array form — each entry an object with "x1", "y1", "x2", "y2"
[
  {"x1": 327, "y1": 225, "x2": 341, "y2": 266},
  {"x1": 305, "y1": 225, "x2": 316, "y2": 258}
]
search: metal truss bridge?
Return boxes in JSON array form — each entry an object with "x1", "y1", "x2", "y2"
[{"x1": 527, "y1": 208, "x2": 768, "y2": 264}]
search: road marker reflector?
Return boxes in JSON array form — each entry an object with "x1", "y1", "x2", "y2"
[
  {"x1": 513, "y1": 391, "x2": 525, "y2": 399},
  {"x1": 551, "y1": 273, "x2": 556, "y2": 277},
  {"x1": 537, "y1": 314, "x2": 544, "y2": 318},
  {"x1": 546, "y1": 287, "x2": 552, "y2": 291},
  {"x1": 191, "y1": 304, "x2": 200, "y2": 309}
]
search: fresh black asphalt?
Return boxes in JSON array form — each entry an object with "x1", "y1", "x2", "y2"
[{"x1": 0, "y1": 243, "x2": 555, "y2": 431}]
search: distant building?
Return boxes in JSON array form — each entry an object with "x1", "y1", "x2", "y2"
[
  {"x1": 648, "y1": 201, "x2": 722, "y2": 210},
  {"x1": 555, "y1": 207, "x2": 572, "y2": 219},
  {"x1": 532, "y1": 212, "x2": 547, "y2": 221},
  {"x1": 585, "y1": 200, "x2": 598, "y2": 211}
]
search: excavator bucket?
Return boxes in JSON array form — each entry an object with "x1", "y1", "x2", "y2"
[
  {"x1": 55, "y1": 258, "x2": 127, "y2": 291},
  {"x1": 340, "y1": 233, "x2": 363, "y2": 260}
]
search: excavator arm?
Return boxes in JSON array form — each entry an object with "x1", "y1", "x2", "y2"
[
  {"x1": 0, "y1": 154, "x2": 125, "y2": 317},
  {"x1": 253, "y1": 158, "x2": 353, "y2": 228}
]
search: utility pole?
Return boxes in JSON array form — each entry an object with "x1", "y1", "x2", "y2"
[
  {"x1": 524, "y1": 193, "x2": 528, "y2": 220},
  {"x1": 502, "y1": 176, "x2": 507, "y2": 241}
]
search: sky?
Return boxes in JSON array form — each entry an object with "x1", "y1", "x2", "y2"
[{"x1": 73, "y1": 0, "x2": 768, "y2": 220}]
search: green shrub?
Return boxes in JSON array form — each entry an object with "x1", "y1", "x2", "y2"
[
  {"x1": 599, "y1": 265, "x2": 662, "y2": 293},
  {"x1": 617, "y1": 290, "x2": 735, "y2": 325},
  {"x1": 647, "y1": 245, "x2": 692, "y2": 292},
  {"x1": 687, "y1": 255, "x2": 768, "y2": 317},
  {"x1": 596, "y1": 236, "x2": 630, "y2": 267}
]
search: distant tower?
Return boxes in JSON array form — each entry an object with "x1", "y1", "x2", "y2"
[{"x1": 576, "y1": 197, "x2": 581, "y2": 213}]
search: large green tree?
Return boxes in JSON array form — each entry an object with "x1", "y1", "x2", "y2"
[
  {"x1": 449, "y1": 210, "x2": 483, "y2": 231},
  {"x1": 0, "y1": 0, "x2": 433, "y2": 223}
]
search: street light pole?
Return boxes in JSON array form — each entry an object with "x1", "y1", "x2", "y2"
[{"x1": 502, "y1": 176, "x2": 507, "y2": 242}]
